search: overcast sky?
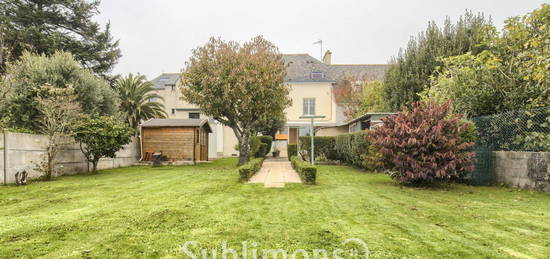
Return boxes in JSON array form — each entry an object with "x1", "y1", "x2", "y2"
[{"x1": 96, "y1": 0, "x2": 546, "y2": 79}]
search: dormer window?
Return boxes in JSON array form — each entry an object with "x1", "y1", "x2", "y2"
[{"x1": 310, "y1": 72, "x2": 324, "y2": 80}]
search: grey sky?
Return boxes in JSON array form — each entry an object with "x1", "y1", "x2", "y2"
[{"x1": 96, "y1": 0, "x2": 547, "y2": 79}]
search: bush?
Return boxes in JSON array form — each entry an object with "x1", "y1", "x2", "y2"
[
  {"x1": 256, "y1": 143, "x2": 269, "y2": 157},
  {"x1": 290, "y1": 156, "x2": 317, "y2": 184},
  {"x1": 459, "y1": 120, "x2": 478, "y2": 146},
  {"x1": 236, "y1": 136, "x2": 262, "y2": 159},
  {"x1": 335, "y1": 132, "x2": 383, "y2": 171},
  {"x1": 257, "y1": 136, "x2": 273, "y2": 153},
  {"x1": 298, "y1": 136, "x2": 337, "y2": 161},
  {"x1": 287, "y1": 144, "x2": 297, "y2": 160},
  {"x1": 373, "y1": 101, "x2": 475, "y2": 185},
  {"x1": 238, "y1": 158, "x2": 265, "y2": 182}
]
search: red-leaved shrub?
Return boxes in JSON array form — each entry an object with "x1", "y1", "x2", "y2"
[{"x1": 373, "y1": 101, "x2": 475, "y2": 184}]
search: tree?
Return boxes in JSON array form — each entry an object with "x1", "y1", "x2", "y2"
[
  {"x1": 373, "y1": 101, "x2": 475, "y2": 185},
  {"x1": 423, "y1": 4, "x2": 550, "y2": 117},
  {"x1": 73, "y1": 116, "x2": 132, "y2": 173},
  {"x1": 115, "y1": 73, "x2": 167, "y2": 134},
  {"x1": 383, "y1": 11, "x2": 495, "y2": 110},
  {"x1": 35, "y1": 85, "x2": 83, "y2": 180},
  {"x1": 259, "y1": 111, "x2": 286, "y2": 137},
  {"x1": 0, "y1": 0, "x2": 121, "y2": 76},
  {"x1": 361, "y1": 81, "x2": 386, "y2": 112},
  {"x1": 333, "y1": 76, "x2": 364, "y2": 120},
  {"x1": 181, "y1": 36, "x2": 291, "y2": 165},
  {"x1": 1, "y1": 51, "x2": 118, "y2": 131}
]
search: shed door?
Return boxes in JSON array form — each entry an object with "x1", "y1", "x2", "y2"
[{"x1": 194, "y1": 128, "x2": 201, "y2": 161}]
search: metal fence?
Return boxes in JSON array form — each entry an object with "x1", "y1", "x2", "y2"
[{"x1": 468, "y1": 107, "x2": 550, "y2": 185}]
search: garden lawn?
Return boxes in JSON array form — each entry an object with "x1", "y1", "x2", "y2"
[{"x1": 1, "y1": 158, "x2": 549, "y2": 258}]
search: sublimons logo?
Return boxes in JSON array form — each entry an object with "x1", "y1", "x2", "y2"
[{"x1": 181, "y1": 238, "x2": 369, "y2": 258}]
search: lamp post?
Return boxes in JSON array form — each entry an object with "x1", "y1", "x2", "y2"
[{"x1": 299, "y1": 115, "x2": 325, "y2": 165}]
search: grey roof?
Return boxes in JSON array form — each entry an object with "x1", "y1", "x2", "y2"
[
  {"x1": 282, "y1": 54, "x2": 388, "y2": 83},
  {"x1": 341, "y1": 112, "x2": 397, "y2": 126},
  {"x1": 141, "y1": 119, "x2": 212, "y2": 132},
  {"x1": 151, "y1": 73, "x2": 180, "y2": 89},
  {"x1": 150, "y1": 54, "x2": 386, "y2": 85}
]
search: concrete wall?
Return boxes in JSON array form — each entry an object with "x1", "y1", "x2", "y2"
[
  {"x1": 494, "y1": 151, "x2": 550, "y2": 192},
  {"x1": 317, "y1": 125, "x2": 348, "y2": 136},
  {"x1": 1, "y1": 131, "x2": 139, "y2": 184}
]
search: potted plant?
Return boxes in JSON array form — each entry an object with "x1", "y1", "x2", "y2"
[{"x1": 272, "y1": 147, "x2": 280, "y2": 157}]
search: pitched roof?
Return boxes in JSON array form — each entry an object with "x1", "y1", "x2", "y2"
[
  {"x1": 282, "y1": 54, "x2": 388, "y2": 83},
  {"x1": 141, "y1": 119, "x2": 212, "y2": 132},
  {"x1": 151, "y1": 73, "x2": 180, "y2": 89}
]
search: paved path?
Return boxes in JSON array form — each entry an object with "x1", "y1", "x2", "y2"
[{"x1": 248, "y1": 157, "x2": 301, "y2": 188}]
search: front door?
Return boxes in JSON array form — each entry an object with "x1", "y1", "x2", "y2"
[{"x1": 289, "y1": 128, "x2": 298, "y2": 145}]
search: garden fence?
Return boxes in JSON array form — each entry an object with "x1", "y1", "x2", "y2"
[{"x1": 468, "y1": 106, "x2": 550, "y2": 185}]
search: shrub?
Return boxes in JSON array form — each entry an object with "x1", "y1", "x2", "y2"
[
  {"x1": 459, "y1": 120, "x2": 478, "y2": 146},
  {"x1": 335, "y1": 131, "x2": 383, "y2": 171},
  {"x1": 73, "y1": 116, "x2": 133, "y2": 174},
  {"x1": 238, "y1": 158, "x2": 264, "y2": 182},
  {"x1": 256, "y1": 143, "x2": 269, "y2": 157},
  {"x1": 373, "y1": 101, "x2": 475, "y2": 185},
  {"x1": 236, "y1": 136, "x2": 262, "y2": 160},
  {"x1": 257, "y1": 136, "x2": 273, "y2": 153},
  {"x1": 290, "y1": 156, "x2": 317, "y2": 184},
  {"x1": 298, "y1": 136, "x2": 337, "y2": 161},
  {"x1": 287, "y1": 144, "x2": 297, "y2": 160}
]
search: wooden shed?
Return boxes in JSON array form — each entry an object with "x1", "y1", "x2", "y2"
[{"x1": 140, "y1": 119, "x2": 212, "y2": 162}]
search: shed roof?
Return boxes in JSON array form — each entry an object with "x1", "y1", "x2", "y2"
[{"x1": 141, "y1": 119, "x2": 212, "y2": 133}]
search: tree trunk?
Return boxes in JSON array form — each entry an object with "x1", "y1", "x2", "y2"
[
  {"x1": 91, "y1": 159, "x2": 99, "y2": 174},
  {"x1": 237, "y1": 133, "x2": 250, "y2": 166}
]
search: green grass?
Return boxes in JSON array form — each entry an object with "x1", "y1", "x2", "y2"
[{"x1": 1, "y1": 158, "x2": 549, "y2": 258}]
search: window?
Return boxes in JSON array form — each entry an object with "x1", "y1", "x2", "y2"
[
  {"x1": 303, "y1": 98, "x2": 315, "y2": 115},
  {"x1": 189, "y1": 112, "x2": 200, "y2": 119},
  {"x1": 171, "y1": 109, "x2": 176, "y2": 115},
  {"x1": 299, "y1": 127, "x2": 312, "y2": 136},
  {"x1": 310, "y1": 72, "x2": 324, "y2": 80}
]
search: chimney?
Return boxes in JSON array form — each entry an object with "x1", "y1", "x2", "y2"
[{"x1": 322, "y1": 50, "x2": 332, "y2": 65}]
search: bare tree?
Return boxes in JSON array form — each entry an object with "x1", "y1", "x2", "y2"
[
  {"x1": 35, "y1": 85, "x2": 82, "y2": 180},
  {"x1": 333, "y1": 75, "x2": 366, "y2": 120}
]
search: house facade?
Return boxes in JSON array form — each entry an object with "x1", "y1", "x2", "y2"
[{"x1": 150, "y1": 51, "x2": 388, "y2": 158}]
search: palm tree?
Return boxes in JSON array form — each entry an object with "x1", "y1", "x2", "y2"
[{"x1": 115, "y1": 74, "x2": 167, "y2": 134}]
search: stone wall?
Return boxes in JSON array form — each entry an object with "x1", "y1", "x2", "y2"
[
  {"x1": 494, "y1": 151, "x2": 550, "y2": 192},
  {"x1": 1, "y1": 131, "x2": 139, "y2": 184}
]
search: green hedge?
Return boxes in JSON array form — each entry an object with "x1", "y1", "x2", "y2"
[
  {"x1": 238, "y1": 158, "x2": 265, "y2": 182},
  {"x1": 257, "y1": 143, "x2": 269, "y2": 157},
  {"x1": 257, "y1": 136, "x2": 273, "y2": 153},
  {"x1": 298, "y1": 136, "x2": 337, "y2": 161},
  {"x1": 334, "y1": 131, "x2": 383, "y2": 171},
  {"x1": 287, "y1": 144, "x2": 297, "y2": 160},
  {"x1": 290, "y1": 156, "x2": 317, "y2": 184}
]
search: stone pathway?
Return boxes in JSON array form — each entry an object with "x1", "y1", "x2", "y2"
[{"x1": 248, "y1": 157, "x2": 302, "y2": 188}]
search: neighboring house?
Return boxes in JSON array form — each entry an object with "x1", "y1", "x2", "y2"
[{"x1": 150, "y1": 51, "x2": 388, "y2": 158}]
